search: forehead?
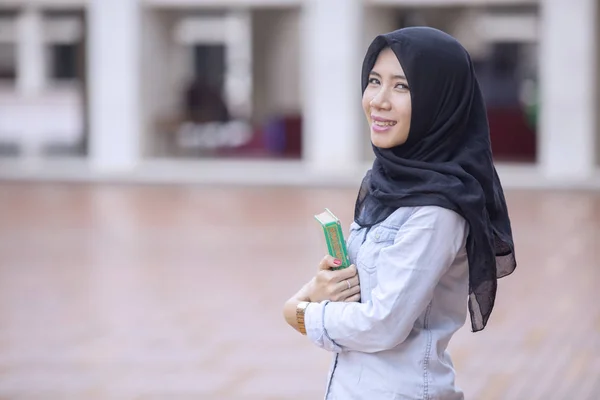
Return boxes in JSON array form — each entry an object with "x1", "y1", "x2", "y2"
[{"x1": 371, "y1": 48, "x2": 405, "y2": 75}]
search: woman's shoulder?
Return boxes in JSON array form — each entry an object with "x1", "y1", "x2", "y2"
[
  {"x1": 385, "y1": 205, "x2": 467, "y2": 230},
  {"x1": 351, "y1": 206, "x2": 467, "y2": 234}
]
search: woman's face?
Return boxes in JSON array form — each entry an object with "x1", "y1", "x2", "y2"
[{"x1": 362, "y1": 48, "x2": 412, "y2": 149}]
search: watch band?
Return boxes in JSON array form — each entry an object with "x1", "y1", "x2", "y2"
[{"x1": 296, "y1": 301, "x2": 310, "y2": 335}]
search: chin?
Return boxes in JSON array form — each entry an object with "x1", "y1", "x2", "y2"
[
  {"x1": 371, "y1": 134, "x2": 394, "y2": 149},
  {"x1": 371, "y1": 131, "x2": 408, "y2": 149},
  {"x1": 373, "y1": 142, "x2": 393, "y2": 149}
]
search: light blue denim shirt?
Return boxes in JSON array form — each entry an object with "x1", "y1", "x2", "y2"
[{"x1": 304, "y1": 206, "x2": 470, "y2": 400}]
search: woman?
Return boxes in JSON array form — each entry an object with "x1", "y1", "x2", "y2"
[{"x1": 283, "y1": 27, "x2": 516, "y2": 399}]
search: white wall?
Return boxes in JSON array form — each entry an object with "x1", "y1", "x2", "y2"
[{"x1": 0, "y1": 88, "x2": 83, "y2": 155}]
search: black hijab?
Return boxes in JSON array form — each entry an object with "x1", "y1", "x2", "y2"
[{"x1": 356, "y1": 27, "x2": 516, "y2": 332}]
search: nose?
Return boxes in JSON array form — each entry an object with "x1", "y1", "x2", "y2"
[{"x1": 369, "y1": 88, "x2": 391, "y2": 111}]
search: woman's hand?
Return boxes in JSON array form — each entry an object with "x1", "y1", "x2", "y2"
[
  {"x1": 307, "y1": 255, "x2": 361, "y2": 303},
  {"x1": 283, "y1": 256, "x2": 361, "y2": 333}
]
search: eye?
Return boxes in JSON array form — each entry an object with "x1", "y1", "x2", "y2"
[
  {"x1": 396, "y1": 83, "x2": 410, "y2": 90},
  {"x1": 368, "y1": 77, "x2": 380, "y2": 85}
]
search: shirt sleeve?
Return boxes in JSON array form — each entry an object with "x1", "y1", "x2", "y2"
[
  {"x1": 303, "y1": 206, "x2": 468, "y2": 354},
  {"x1": 304, "y1": 300, "x2": 343, "y2": 353}
]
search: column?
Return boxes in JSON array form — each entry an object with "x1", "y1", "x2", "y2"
[
  {"x1": 87, "y1": 0, "x2": 141, "y2": 171},
  {"x1": 539, "y1": 0, "x2": 597, "y2": 182},
  {"x1": 224, "y1": 10, "x2": 253, "y2": 119},
  {"x1": 16, "y1": 5, "x2": 45, "y2": 96},
  {"x1": 301, "y1": 0, "x2": 363, "y2": 174}
]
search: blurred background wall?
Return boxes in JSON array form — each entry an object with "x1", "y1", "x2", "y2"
[{"x1": 0, "y1": 0, "x2": 597, "y2": 188}]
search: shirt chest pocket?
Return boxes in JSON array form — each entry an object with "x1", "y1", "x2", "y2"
[{"x1": 356, "y1": 225, "x2": 398, "y2": 299}]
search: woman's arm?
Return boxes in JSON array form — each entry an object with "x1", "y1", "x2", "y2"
[
  {"x1": 283, "y1": 282, "x2": 311, "y2": 332},
  {"x1": 283, "y1": 261, "x2": 361, "y2": 334},
  {"x1": 304, "y1": 206, "x2": 469, "y2": 354}
]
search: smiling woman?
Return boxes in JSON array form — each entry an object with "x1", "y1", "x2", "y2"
[
  {"x1": 283, "y1": 26, "x2": 517, "y2": 400},
  {"x1": 362, "y1": 47, "x2": 412, "y2": 149}
]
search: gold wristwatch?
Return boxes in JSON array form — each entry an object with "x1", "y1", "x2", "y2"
[{"x1": 296, "y1": 301, "x2": 310, "y2": 335}]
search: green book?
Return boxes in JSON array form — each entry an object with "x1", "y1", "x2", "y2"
[{"x1": 314, "y1": 208, "x2": 351, "y2": 270}]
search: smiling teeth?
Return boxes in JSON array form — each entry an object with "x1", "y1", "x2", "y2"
[{"x1": 374, "y1": 121, "x2": 396, "y2": 126}]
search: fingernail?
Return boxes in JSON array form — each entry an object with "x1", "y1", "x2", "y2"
[{"x1": 334, "y1": 259, "x2": 342, "y2": 265}]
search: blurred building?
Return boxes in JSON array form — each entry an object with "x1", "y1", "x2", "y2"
[{"x1": 0, "y1": 0, "x2": 597, "y2": 188}]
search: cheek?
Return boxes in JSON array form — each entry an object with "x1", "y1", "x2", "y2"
[
  {"x1": 404, "y1": 96, "x2": 412, "y2": 119},
  {"x1": 401, "y1": 109, "x2": 412, "y2": 128},
  {"x1": 394, "y1": 99, "x2": 412, "y2": 126}
]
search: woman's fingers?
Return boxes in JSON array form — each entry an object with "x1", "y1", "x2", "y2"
[
  {"x1": 331, "y1": 264, "x2": 357, "y2": 281},
  {"x1": 336, "y1": 274, "x2": 359, "y2": 293},
  {"x1": 342, "y1": 280, "x2": 361, "y2": 297},
  {"x1": 319, "y1": 255, "x2": 343, "y2": 271},
  {"x1": 314, "y1": 261, "x2": 362, "y2": 302},
  {"x1": 331, "y1": 272, "x2": 361, "y2": 302},
  {"x1": 317, "y1": 264, "x2": 356, "y2": 286},
  {"x1": 348, "y1": 275, "x2": 360, "y2": 288},
  {"x1": 343, "y1": 292, "x2": 361, "y2": 303}
]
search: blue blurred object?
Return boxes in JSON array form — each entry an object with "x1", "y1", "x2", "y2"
[{"x1": 263, "y1": 117, "x2": 287, "y2": 154}]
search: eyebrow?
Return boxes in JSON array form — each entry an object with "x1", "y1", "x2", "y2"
[{"x1": 369, "y1": 71, "x2": 407, "y2": 81}]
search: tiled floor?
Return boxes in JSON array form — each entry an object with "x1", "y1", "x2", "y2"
[{"x1": 0, "y1": 183, "x2": 598, "y2": 400}]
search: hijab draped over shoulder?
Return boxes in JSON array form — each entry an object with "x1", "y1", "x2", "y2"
[{"x1": 356, "y1": 27, "x2": 516, "y2": 332}]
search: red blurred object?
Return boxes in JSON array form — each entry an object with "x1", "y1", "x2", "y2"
[
  {"x1": 487, "y1": 107, "x2": 536, "y2": 162},
  {"x1": 281, "y1": 115, "x2": 302, "y2": 158}
]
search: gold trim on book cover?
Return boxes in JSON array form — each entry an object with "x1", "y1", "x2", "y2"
[{"x1": 327, "y1": 225, "x2": 343, "y2": 260}]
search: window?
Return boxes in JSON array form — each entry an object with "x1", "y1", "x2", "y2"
[
  {"x1": 0, "y1": 11, "x2": 16, "y2": 82},
  {"x1": 194, "y1": 44, "x2": 226, "y2": 89},
  {"x1": 44, "y1": 10, "x2": 84, "y2": 83},
  {"x1": 0, "y1": 42, "x2": 16, "y2": 80},
  {"x1": 49, "y1": 43, "x2": 79, "y2": 81}
]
